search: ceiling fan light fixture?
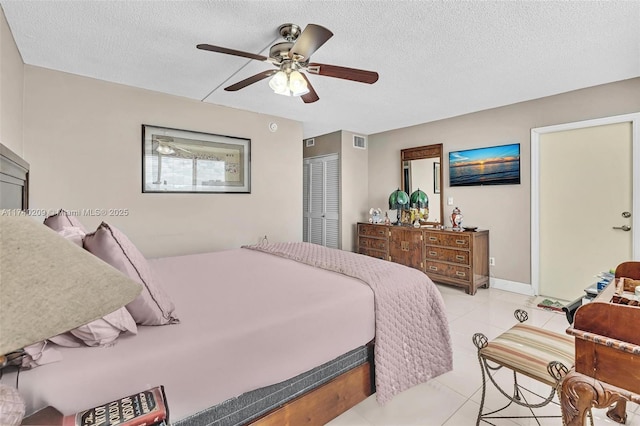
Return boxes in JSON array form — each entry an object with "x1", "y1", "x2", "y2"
[
  {"x1": 198, "y1": 23, "x2": 378, "y2": 104},
  {"x1": 269, "y1": 71, "x2": 289, "y2": 95},
  {"x1": 156, "y1": 144, "x2": 175, "y2": 155},
  {"x1": 289, "y1": 71, "x2": 309, "y2": 96}
]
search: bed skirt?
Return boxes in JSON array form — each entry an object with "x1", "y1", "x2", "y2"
[{"x1": 175, "y1": 345, "x2": 373, "y2": 426}]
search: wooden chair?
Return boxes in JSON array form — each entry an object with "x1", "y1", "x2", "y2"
[
  {"x1": 613, "y1": 261, "x2": 640, "y2": 280},
  {"x1": 596, "y1": 261, "x2": 640, "y2": 424}
]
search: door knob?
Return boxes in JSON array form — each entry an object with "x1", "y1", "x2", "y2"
[{"x1": 613, "y1": 225, "x2": 631, "y2": 231}]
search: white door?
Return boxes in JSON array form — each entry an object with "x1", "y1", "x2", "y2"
[
  {"x1": 534, "y1": 118, "x2": 637, "y2": 301},
  {"x1": 303, "y1": 154, "x2": 340, "y2": 248}
]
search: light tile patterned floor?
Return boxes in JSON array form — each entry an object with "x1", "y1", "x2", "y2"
[{"x1": 327, "y1": 284, "x2": 640, "y2": 426}]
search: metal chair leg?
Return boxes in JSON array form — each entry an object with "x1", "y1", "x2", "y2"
[{"x1": 473, "y1": 310, "x2": 571, "y2": 425}]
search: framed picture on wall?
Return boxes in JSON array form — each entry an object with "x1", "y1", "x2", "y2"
[
  {"x1": 142, "y1": 124, "x2": 251, "y2": 193},
  {"x1": 448, "y1": 143, "x2": 520, "y2": 186},
  {"x1": 434, "y1": 162, "x2": 441, "y2": 194}
]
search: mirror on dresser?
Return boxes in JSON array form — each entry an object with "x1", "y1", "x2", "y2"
[{"x1": 401, "y1": 143, "x2": 443, "y2": 225}]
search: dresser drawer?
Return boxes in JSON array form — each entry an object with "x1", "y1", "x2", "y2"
[
  {"x1": 359, "y1": 248, "x2": 388, "y2": 261},
  {"x1": 358, "y1": 224, "x2": 388, "y2": 238},
  {"x1": 424, "y1": 246, "x2": 470, "y2": 265},
  {"x1": 359, "y1": 236, "x2": 388, "y2": 251},
  {"x1": 425, "y1": 261, "x2": 471, "y2": 282},
  {"x1": 424, "y1": 231, "x2": 470, "y2": 249}
]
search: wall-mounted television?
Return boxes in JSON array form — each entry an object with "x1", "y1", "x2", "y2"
[{"x1": 449, "y1": 143, "x2": 520, "y2": 186}]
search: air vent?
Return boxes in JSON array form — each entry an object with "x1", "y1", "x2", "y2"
[
  {"x1": 305, "y1": 138, "x2": 315, "y2": 147},
  {"x1": 353, "y1": 135, "x2": 367, "y2": 149}
]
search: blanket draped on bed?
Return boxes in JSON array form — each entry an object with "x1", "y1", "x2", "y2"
[{"x1": 243, "y1": 241, "x2": 453, "y2": 404}]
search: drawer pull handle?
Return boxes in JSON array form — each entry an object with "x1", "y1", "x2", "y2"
[
  {"x1": 429, "y1": 266, "x2": 438, "y2": 271},
  {"x1": 456, "y1": 240, "x2": 466, "y2": 245},
  {"x1": 456, "y1": 271, "x2": 466, "y2": 277},
  {"x1": 428, "y1": 251, "x2": 437, "y2": 256},
  {"x1": 429, "y1": 236, "x2": 437, "y2": 241},
  {"x1": 456, "y1": 255, "x2": 465, "y2": 261}
]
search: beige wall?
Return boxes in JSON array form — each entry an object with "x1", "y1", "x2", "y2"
[
  {"x1": 23, "y1": 65, "x2": 303, "y2": 258},
  {"x1": 303, "y1": 131, "x2": 341, "y2": 158},
  {"x1": 302, "y1": 130, "x2": 369, "y2": 252},
  {"x1": 0, "y1": 6, "x2": 24, "y2": 156},
  {"x1": 368, "y1": 77, "x2": 640, "y2": 286},
  {"x1": 340, "y1": 131, "x2": 368, "y2": 251}
]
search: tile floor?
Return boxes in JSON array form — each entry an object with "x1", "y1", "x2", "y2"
[{"x1": 327, "y1": 284, "x2": 640, "y2": 426}]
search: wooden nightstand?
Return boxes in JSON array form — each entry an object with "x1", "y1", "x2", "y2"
[{"x1": 21, "y1": 406, "x2": 63, "y2": 425}]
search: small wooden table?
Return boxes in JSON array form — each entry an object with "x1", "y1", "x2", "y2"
[
  {"x1": 21, "y1": 406, "x2": 63, "y2": 425},
  {"x1": 560, "y1": 281, "x2": 640, "y2": 425}
]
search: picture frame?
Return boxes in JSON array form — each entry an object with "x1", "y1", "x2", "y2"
[
  {"x1": 142, "y1": 124, "x2": 250, "y2": 193},
  {"x1": 449, "y1": 143, "x2": 520, "y2": 186},
  {"x1": 434, "y1": 162, "x2": 441, "y2": 194}
]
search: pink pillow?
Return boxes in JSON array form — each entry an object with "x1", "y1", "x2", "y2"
[
  {"x1": 57, "y1": 226, "x2": 85, "y2": 247},
  {"x1": 52, "y1": 226, "x2": 138, "y2": 346},
  {"x1": 49, "y1": 308, "x2": 136, "y2": 347},
  {"x1": 21, "y1": 341, "x2": 62, "y2": 369},
  {"x1": 44, "y1": 209, "x2": 87, "y2": 233},
  {"x1": 68, "y1": 308, "x2": 137, "y2": 346},
  {"x1": 83, "y1": 222, "x2": 179, "y2": 326}
]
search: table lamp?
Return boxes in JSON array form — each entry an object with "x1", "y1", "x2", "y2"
[
  {"x1": 410, "y1": 188, "x2": 429, "y2": 209},
  {"x1": 410, "y1": 188, "x2": 429, "y2": 223},
  {"x1": 0, "y1": 215, "x2": 142, "y2": 425},
  {"x1": 388, "y1": 188, "x2": 409, "y2": 225}
]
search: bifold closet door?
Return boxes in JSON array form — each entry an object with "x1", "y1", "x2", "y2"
[{"x1": 303, "y1": 154, "x2": 340, "y2": 249}]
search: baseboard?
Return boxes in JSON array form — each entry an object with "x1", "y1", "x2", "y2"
[{"x1": 490, "y1": 277, "x2": 535, "y2": 296}]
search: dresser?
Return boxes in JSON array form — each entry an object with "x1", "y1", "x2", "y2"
[{"x1": 357, "y1": 223, "x2": 489, "y2": 295}]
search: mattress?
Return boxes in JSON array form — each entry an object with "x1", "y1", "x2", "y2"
[
  {"x1": 13, "y1": 248, "x2": 376, "y2": 422},
  {"x1": 177, "y1": 345, "x2": 372, "y2": 426}
]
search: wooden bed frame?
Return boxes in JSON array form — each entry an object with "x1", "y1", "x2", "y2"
[
  {"x1": 252, "y1": 356, "x2": 374, "y2": 425},
  {"x1": 1, "y1": 142, "x2": 375, "y2": 425}
]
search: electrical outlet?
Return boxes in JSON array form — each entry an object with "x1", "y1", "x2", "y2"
[{"x1": 489, "y1": 257, "x2": 495, "y2": 266}]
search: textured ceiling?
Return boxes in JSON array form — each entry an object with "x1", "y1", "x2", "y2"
[{"x1": 2, "y1": 1, "x2": 639, "y2": 139}]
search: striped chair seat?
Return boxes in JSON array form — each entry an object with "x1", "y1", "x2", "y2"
[{"x1": 480, "y1": 323, "x2": 574, "y2": 387}]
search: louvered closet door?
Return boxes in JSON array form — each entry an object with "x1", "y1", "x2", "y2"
[{"x1": 303, "y1": 154, "x2": 340, "y2": 249}]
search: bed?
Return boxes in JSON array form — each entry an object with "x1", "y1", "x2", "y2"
[{"x1": 0, "y1": 143, "x2": 453, "y2": 425}]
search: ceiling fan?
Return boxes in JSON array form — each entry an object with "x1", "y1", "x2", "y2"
[{"x1": 197, "y1": 23, "x2": 379, "y2": 104}]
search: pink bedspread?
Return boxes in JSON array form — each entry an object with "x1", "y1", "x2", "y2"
[{"x1": 243, "y1": 242, "x2": 453, "y2": 404}]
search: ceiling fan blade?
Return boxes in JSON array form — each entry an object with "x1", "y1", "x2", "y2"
[
  {"x1": 300, "y1": 74, "x2": 319, "y2": 104},
  {"x1": 197, "y1": 44, "x2": 269, "y2": 62},
  {"x1": 307, "y1": 63, "x2": 379, "y2": 84},
  {"x1": 224, "y1": 70, "x2": 277, "y2": 91},
  {"x1": 290, "y1": 24, "x2": 333, "y2": 60}
]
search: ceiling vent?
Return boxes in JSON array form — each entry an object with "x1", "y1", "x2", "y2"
[
  {"x1": 353, "y1": 135, "x2": 367, "y2": 149},
  {"x1": 305, "y1": 138, "x2": 315, "y2": 147}
]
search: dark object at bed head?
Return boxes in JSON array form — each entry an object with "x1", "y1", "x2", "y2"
[{"x1": 0, "y1": 143, "x2": 29, "y2": 210}]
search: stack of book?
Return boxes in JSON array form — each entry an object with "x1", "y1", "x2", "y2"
[{"x1": 23, "y1": 386, "x2": 169, "y2": 426}]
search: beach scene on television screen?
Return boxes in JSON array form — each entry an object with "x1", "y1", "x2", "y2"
[{"x1": 449, "y1": 143, "x2": 520, "y2": 186}]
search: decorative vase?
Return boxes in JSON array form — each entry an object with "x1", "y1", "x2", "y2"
[{"x1": 451, "y1": 207, "x2": 463, "y2": 230}]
